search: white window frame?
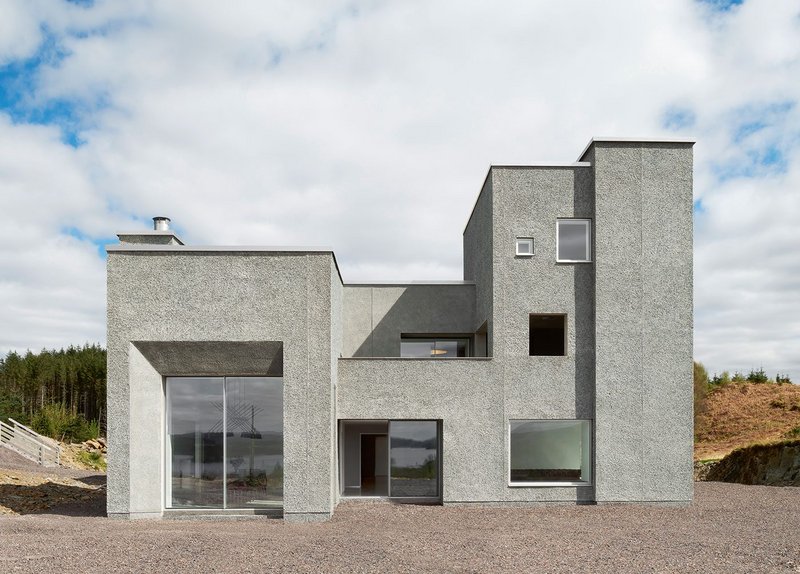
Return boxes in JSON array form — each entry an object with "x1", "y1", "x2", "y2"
[
  {"x1": 515, "y1": 237, "x2": 534, "y2": 257},
  {"x1": 507, "y1": 419, "x2": 593, "y2": 487},
  {"x1": 556, "y1": 219, "x2": 592, "y2": 263}
]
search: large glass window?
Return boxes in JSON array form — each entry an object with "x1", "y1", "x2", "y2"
[
  {"x1": 166, "y1": 376, "x2": 283, "y2": 509},
  {"x1": 400, "y1": 337, "x2": 469, "y2": 358},
  {"x1": 509, "y1": 420, "x2": 591, "y2": 485},
  {"x1": 556, "y1": 219, "x2": 592, "y2": 262}
]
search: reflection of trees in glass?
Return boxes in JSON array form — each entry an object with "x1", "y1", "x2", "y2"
[
  {"x1": 390, "y1": 437, "x2": 437, "y2": 449},
  {"x1": 391, "y1": 454, "x2": 436, "y2": 479},
  {"x1": 228, "y1": 462, "x2": 283, "y2": 495}
]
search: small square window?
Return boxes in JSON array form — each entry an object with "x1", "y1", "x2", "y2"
[
  {"x1": 515, "y1": 238, "x2": 534, "y2": 257},
  {"x1": 556, "y1": 219, "x2": 591, "y2": 262}
]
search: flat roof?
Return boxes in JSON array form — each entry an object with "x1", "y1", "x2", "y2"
[
  {"x1": 577, "y1": 136, "x2": 696, "y2": 161},
  {"x1": 106, "y1": 245, "x2": 335, "y2": 253},
  {"x1": 106, "y1": 244, "x2": 344, "y2": 283},
  {"x1": 491, "y1": 162, "x2": 591, "y2": 168}
]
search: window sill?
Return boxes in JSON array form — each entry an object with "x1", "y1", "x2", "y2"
[
  {"x1": 508, "y1": 481, "x2": 592, "y2": 488},
  {"x1": 339, "y1": 357, "x2": 494, "y2": 361}
]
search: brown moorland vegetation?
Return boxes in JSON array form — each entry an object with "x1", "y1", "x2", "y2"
[{"x1": 695, "y1": 381, "x2": 800, "y2": 461}]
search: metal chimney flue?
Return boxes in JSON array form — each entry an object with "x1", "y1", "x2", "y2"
[{"x1": 153, "y1": 216, "x2": 171, "y2": 231}]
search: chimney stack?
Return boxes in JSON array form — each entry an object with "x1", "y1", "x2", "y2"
[{"x1": 153, "y1": 216, "x2": 171, "y2": 231}]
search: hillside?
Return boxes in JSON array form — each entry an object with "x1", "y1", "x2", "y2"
[{"x1": 695, "y1": 381, "x2": 800, "y2": 461}]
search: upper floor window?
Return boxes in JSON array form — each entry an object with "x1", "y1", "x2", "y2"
[
  {"x1": 556, "y1": 219, "x2": 591, "y2": 262},
  {"x1": 401, "y1": 337, "x2": 470, "y2": 358},
  {"x1": 529, "y1": 314, "x2": 565, "y2": 356},
  {"x1": 515, "y1": 237, "x2": 534, "y2": 257}
]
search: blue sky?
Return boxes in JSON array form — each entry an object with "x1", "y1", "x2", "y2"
[{"x1": 0, "y1": 0, "x2": 799, "y2": 380}]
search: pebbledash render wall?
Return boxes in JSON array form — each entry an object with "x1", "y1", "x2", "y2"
[
  {"x1": 106, "y1": 250, "x2": 340, "y2": 521},
  {"x1": 106, "y1": 137, "x2": 694, "y2": 520}
]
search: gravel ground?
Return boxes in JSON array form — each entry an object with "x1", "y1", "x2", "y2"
[{"x1": 0, "y1": 481, "x2": 798, "y2": 573}]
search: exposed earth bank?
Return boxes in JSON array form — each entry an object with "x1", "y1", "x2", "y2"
[{"x1": 707, "y1": 439, "x2": 800, "y2": 486}]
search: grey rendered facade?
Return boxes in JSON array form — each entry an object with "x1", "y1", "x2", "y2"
[{"x1": 106, "y1": 137, "x2": 694, "y2": 520}]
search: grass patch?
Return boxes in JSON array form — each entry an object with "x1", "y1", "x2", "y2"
[
  {"x1": 76, "y1": 450, "x2": 106, "y2": 471},
  {"x1": 785, "y1": 426, "x2": 800, "y2": 439}
]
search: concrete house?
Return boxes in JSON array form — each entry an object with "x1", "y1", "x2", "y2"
[{"x1": 106, "y1": 137, "x2": 694, "y2": 521}]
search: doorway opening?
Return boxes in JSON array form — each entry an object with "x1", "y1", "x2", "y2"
[{"x1": 339, "y1": 419, "x2": 441, "y2": 501}]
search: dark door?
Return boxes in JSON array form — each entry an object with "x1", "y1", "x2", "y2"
[{"x1": 360, "y1": 434, "x2": 376, "y2": 494}]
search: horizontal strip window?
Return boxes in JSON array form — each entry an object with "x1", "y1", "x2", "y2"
[
  {"x1": 400, "y1": 337, "x2": 470, "y2": 358},
  {"x1": 509, "y1": 419, "x2": 592, "y2": 486}
]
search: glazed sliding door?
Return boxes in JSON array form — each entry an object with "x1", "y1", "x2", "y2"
[
  {"x1": 167, "y1": 377, "x2": 225, "y2": 508},
  {"x1": 388, "y1": 420, "x2": 440, "y2": 499},
  {"x1": 166, "y1": 376, "x2": 284, "y2": 509},
  {"x1": 224, "y1": 377, "x2": 283, "y2": 508}
]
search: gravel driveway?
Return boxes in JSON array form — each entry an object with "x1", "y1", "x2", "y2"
[{"x1": 1, "y1": 481, "x2": 798, "y2": 573}]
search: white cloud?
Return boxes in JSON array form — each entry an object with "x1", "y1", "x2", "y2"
[
  {"x1": 0, "y1": 116, "x2": 108, "y2": 352},
  {"x1": 0, "y1": 0, "x2": 798, "y2": 379}
]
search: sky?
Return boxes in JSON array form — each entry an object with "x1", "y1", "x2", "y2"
[{"x1": 0, "y1": 0, "x2": 798, "y2": 381}]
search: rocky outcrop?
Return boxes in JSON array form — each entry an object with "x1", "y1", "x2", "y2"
[
  {"x1": 694, "y1": 460, "x2": 720, "y2": 481},
  {"x1": 706, "y1": 439, "x2": 800, "y2": 486}
]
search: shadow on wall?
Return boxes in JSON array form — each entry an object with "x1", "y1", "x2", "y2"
[
  {"x1": 351, "y1": 286, "x2": 477, "y2": 358},
  {"x1": 573, "y1": 161, "x2": 595, "y2": 420},
  {"x1": 574, "y1": 167, "x2": 596, "y2": 503}
]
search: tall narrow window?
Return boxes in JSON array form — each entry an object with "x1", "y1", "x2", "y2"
[
  {"x1": 529, "y1": 314, "x2": 566, "y2": 356},
  {"x1": 556, "y1": 219, "x2": 591, "y2": 262}
]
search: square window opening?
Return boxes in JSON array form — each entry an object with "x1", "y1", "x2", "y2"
[
  {"x1": 509, "y1": 420, "x2": 592, "y2": 485},
  {"x1": 556, "y1": 219, "x2": 591, "y2": 262},
  {"x1": 515, "y1": 237, "x2": 534, "y2": 257},
  {"x1": 529, "y1": 314, "x2": 566, "y2": 356}
]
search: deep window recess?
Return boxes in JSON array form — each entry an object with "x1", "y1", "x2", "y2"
[
  {"x1": 529, "y1": 314, "x2": 566, "y2": 356},
  {"x1": 400, "y1": 337, "x2": 469, "y2": 358},
  {"x1": 166, "y1": 376, "x2": 283, "y2": 510},
  {"x1": 556, "y1": 219, "x2": 591, "y2": 262},
  {"x1": 516, "y1": 237, "x2": 534, "y2": 256},
  {"x1": 509, "y1": 420, "x2": 592, "y2": 485}
]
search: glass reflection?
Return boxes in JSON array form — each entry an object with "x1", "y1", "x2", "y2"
[
  {"x1": 558, "y1": 220, "x2": 590, "y2": 261},
  {"x1": 509, "y1": 420, "x2": 591, "y2": 482},
  {"x1": 389, "y1": 421, "x2": 439, "y2": 498},
  {"x1": 225, "y1": 377, "x2": 283, "y2": 508},
  {"x1": 167, "y1": 377, "x2": 225, "y2": 508},
  {"x1": 167, "y1": 376, "x2": 283, "y2": 509},
  {"x1": 400, "y1": 339, "x2": 469, "y2": 358}
]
